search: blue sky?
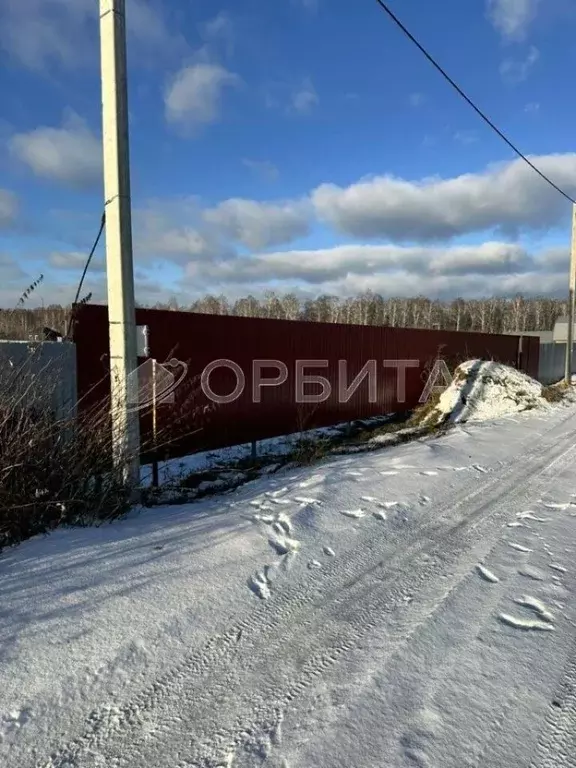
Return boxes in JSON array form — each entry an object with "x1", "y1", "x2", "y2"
[{"x1": 1, "y1": 0, "x2": 576, "y2": 307}]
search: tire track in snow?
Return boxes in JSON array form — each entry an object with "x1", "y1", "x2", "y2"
[
  {"x1": 181, "y1": 422, "x2": 576, "y2": 767},
  {"x1": 531, "y1": 640, "x2": 576, "y2": 768},
  {"x1": 195, "y1": 432, "x2": 576, "y2": 768},
  {"x1": 37, "y1": 418, "x2": 575, "y2": 768},
  {"x1": 37, "y1": 412, "x2": 576, "y2": 768}
]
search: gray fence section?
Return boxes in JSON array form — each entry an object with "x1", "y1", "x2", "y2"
[
  {"x1": 0, "y1": 340, "x2": 77, "y2": 421},
  {"x1": 537, "y1": 342, "x2": 576, "y2": 385}
]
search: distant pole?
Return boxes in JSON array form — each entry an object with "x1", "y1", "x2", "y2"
[
  {"x1": 99, "y1": 0, "x2": 140, "y2": 487},
  {"x1": 565, "y1": 204, "x2": 576, "y2": 384},
  {"x1": 152, "y1": 359, "x2": 159, "y2": 488}
]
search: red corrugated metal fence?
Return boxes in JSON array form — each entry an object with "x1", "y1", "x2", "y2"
[{"x1": 72, "y1": 304, "x2": 540, "y2": 458}]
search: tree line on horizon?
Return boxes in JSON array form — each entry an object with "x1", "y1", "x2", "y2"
[{"x1": 0, "y1": 292, "x2": 569, "y2": 341}]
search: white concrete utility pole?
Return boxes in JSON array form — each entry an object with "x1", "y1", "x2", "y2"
[
  {"x1": 99, "y1": 0, "x2": 141, "y2": 487},
  {"x1": 565, "y1": 204, "x2": 576, "y2": 384}
]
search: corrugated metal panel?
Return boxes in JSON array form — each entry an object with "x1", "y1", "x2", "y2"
[{"x1": 73, "y1": 305, "x2": 534, "y2": 458}]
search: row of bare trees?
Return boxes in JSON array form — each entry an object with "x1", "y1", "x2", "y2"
[
  {"x1": 137, "y1": 292, "x2": 568, "y2": 334},
  {"x1": 0, "y1": 292, "x2": 568, "y2": 340}
]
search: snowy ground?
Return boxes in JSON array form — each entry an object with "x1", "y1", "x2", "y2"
[
  {"x1": 2, "y1": 404, "x2": 576, "y2": 766},
  {"x1": 139, "y1": 414, "x2": 392, "y2": 488}
]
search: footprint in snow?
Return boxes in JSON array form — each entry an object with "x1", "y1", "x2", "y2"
[
  {"x1": 518, "y1": 567, "x2": 545, "y2": 581},
  {"x1": 249, "y1": 571, "x2": 271, "y2": 600},
  {"x1": 298, "y1": 474, "x2": 326, "y2": 489},
  {"x1": 268, "y1": 534, "x2": 300, "y2": 556},
  {"x1": 308, "y1": 560, "x2": 322, "y2": 570},
  {"x1": 373, "y1": 510, "x2": 387, "y2": 521},
  {"x1": 380, "y1": 470, "x2": 399, "y2": 477},
  {"x1": 477, "y1": 565, "x2": 499, "y2": 583},
  {"x1": 2, "y1": 708, "x2": 33, "y2": 733},
  {"x1": 272, "y1": 520, "x2": 291, "y2": 538},
  {"x1": 279, "y1": 550, "x2": 297, "y2": 574},
  {"x1": 361, "y1": 496, "x2": 396, "y2": 510},
  {"x1": 294, "y1": 496, "x2": 322, "y2": 506},
  {"x1": 323, "y1": 546, "x2": 335, "y2": 557},
  {"x1": 549, "y1": 563, "x2": 567, "y2": 573},
  {"x1": 341, "y1": 509, "x2": 366, "y2": 519},
  {"x1": 274, "y1": 512, "x2": 293, "y2": 535},
  {"x1": 250, "y1": 499, "x2": 274, "y2": 509},
  {"x1": 419, "y1": 470, "x2": 438, "y2": 476},
  {"x1": 498, "y1": 613, "x2": 554, "y2": 632},
  {"x1": 253, "y1": 513, "x2": 276, "y2": 524},
  {"x1": 508, "y1": 542, "x2": 533, "y2": 553},
  {"x1": 517, "y1": 511, "x2": 551, "y2": 523},
  {"x1": 266, "y1": 487, "x2": 289, "y2": 498},
  {"x1": 513, "y1": 595, "x2": 554, "y2": 623}
]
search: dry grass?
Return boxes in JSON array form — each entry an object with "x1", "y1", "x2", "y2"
[
  {"x1": 0, "y1": 345, "x2": 202, "y2": 551},
  {"x1": 541, "y1": 380, "x2": 571, "y2": 403},
  {"x1": 0, "y1": 345, "x2": 140, "y2": 550},
  {"x1": 407, "y1": 390, "x2": 445, "y2": 429}
]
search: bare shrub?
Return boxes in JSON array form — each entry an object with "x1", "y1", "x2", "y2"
[
  {"x1": 0, "y1": 348, "x2": 131, "y2": 549},
  {"x1": 0, "y1": 342, "x2": 214, "y2": 550}
]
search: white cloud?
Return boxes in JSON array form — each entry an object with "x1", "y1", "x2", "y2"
[
  {"x1": 524, "y1": 102, "x2": 541, "y2": 113},
  {"x1": 0, "y1": 0, "x2": 185, "y2": 71},
  {"x1": 487, "y1": 0, "x2": 541, "y2": 40},
  {"x1": 164, "y1": 63, "x2": 241, "y2": 130},
  {"x1": 203, "y1": 198, "x2": 311, "y2": 250},
  {"x1": 49, "y1": 251, "x2": 105, "y2": 271},
  {"x1": 291, "y1": 77, "x2": 319, "y2": 113},
  {"x1": 500, "y1": 46, "x2": 540, "y2": 84},
  {"x1": 454, "y1": 130, "x2": 478, "y2": 145},
  {"x1": 179, "y1": 241, "x2": 568, "y2": 300},
  {"x1": 0, "y1": 252, "x2": 27, "y2": 283},
  {"x1": 294, "y1": 0, "x2": 319, "y2": 12},
  {"x1": 0, "y1": 190, "x2": 18, "y2": 228},
  {"x1": 409, "y1": 93, "x2": 425, "y2": 107},
  {"x1": 131, "y1": 195, "x2": 309, "y2": 265},
  {"x1": 322, "y1": 269, "x2": 566, "y2": 301},
  {"x1": 311, "y1": 153, "x2": 576, "y2": 241},
  {"x1": 127, "y1": 0, "x2": 182, "y2": 51},
  {"x1": 182, "y1": 242, "x2": 530, "y2": 285},
  {"x1": 202, "y1": 11, "x2": 234, "y2": 51},
  {"x1": 132, "y1": 200, "x2": 234, "y2": 264},
  {"x1": 9, "y1": 111, "x2": 102, "y2": 188},
  {"x1": 242, "y1": 159, "x2": 280, "y2": 182}
]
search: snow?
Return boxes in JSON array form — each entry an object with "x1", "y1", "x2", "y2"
[
  {"x1": 1, "y1": 385, "x2": 576, "y2": 766},
  {"x1": 424, "y1": 359, "x2": 572, "y2": 425},
  {"x1": 477, "y1": 564, "x2": 500, "y2": 583},
  {"x1": 140, "y1": 414, "x2": 392, "y2": 487}
]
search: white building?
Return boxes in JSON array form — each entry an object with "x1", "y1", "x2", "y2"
[{"x1": 552, "y1": 317, "x2": 576, "y2": 344}]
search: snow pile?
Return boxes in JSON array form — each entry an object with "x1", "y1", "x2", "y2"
[{"x1": 423, "y1": 359, "x2": 551, "y2": 425}]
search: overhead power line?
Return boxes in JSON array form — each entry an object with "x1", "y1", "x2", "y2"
[
  {"x1": 64, "y1": 211, "x2": 106, "y2": 339},
  {"x1": 373, "y1": 0, "x2": 576, "y2": 206},
  {"x1": 72, "y1": 211, "x2": 106, "y2": 309}
]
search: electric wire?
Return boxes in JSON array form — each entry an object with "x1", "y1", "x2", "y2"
[
  {"x1": 65, "y1": 211, "x2": 106, "y2": 339},
  {"x1": 373, "y1": 0, "x2": 576, "y2": 206}
]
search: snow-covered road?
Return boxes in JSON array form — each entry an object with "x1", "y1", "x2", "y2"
[{"x1": 2, "y1": 406, "x2": 576, "y2": 767}]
